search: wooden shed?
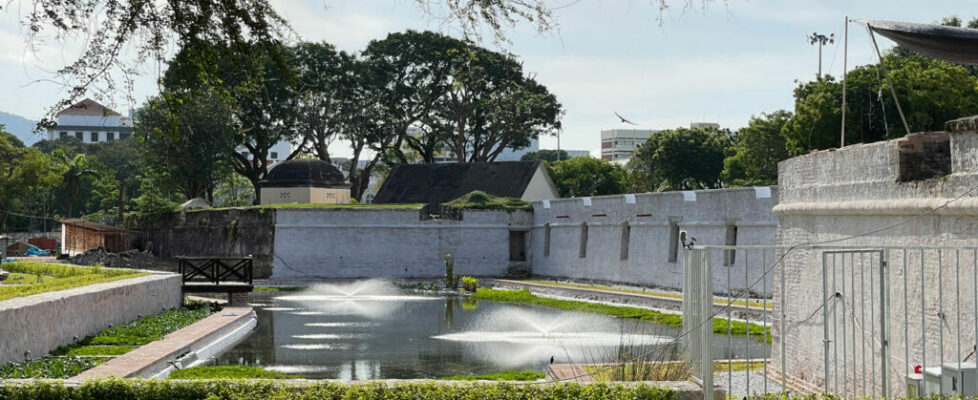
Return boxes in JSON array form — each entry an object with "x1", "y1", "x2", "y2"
[{"x1": 60, "y1": 219, "x2": 131, "y2": 256}]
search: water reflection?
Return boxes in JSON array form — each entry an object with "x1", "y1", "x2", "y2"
[{"x1": 216, "y1": 289, "x2": 770, "y2": 379}]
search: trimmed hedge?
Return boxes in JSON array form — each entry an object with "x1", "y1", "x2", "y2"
[{"x1": 0, "y1": 380, "x2": 679, "y2": 400}]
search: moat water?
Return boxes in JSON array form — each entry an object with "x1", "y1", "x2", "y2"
[{"x1": 214, "y1": 282, "x2": 769, "y2": 379}]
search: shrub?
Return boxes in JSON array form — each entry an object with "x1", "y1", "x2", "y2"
[
  {"x1": 0, "y1": 380, "x2": 678, "y2": 400},
  {"x1": 443, "y1": 190, "x2": 532, "y2": 211},
  {"x1": 461, "y1": 276, "x2": 478, "y2": 292}
]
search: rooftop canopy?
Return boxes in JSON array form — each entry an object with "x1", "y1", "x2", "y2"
[
  {"x1": 260, "y1": 159, "x2": 347, "y2": 188},
  {"x1": 860, "y1": 20, "x2": 978, "y2": 65}
]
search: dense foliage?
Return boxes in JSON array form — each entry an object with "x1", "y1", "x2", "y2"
[
  {"x1": 628, "y1": 127, "x2": 731, "y2": 192},
  {"x1": 0, "y1": 380, "x2": 678, "y2": 400},
  {"x1": 547, "y1": 157, "x2": 628, "y2": 197}
]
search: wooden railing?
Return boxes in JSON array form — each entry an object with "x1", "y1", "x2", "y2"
[{"x1": 178, "y1": 256, "x2": 253, "y2": 286}]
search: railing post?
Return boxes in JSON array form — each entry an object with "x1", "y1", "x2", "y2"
[
  {"x1": 880, "y1": 251, "x2": 889, "y2": 399},
  {"x1": 823, "y1": 251, "x2": 831, "y2": 394}
]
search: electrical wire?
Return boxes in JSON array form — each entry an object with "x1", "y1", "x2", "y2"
[{"x1": 535, "y1": 180, "x2": 978, "y2": 384}]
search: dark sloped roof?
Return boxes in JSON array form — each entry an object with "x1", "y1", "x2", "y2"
[
  {"x1": 260, "y1": 159, "x2": 347, "y2": 188},
  {"x1": 373, "y1": 161, "x2": 546, "y2": 204}
]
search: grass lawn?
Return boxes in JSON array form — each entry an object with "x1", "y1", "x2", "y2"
[
  {"x1": 191, "y1": 202, "x2": 423, "y2": 212},
  {"x1": 0, "y1": 261, "x2": 146, "y2": 301},
  {"x1": 442, "y1": 370, "x2": 545, "y2": 381},
  {"x1": 0, "y1": 302, "x2": 216, "y2": 379},
  {"x1": 471, "y1": 288, "x2": 769, "y2": 341},
  {"x1": 168, "y1": 365, "x2": 301, "y2": 379},
  {"x1": 583, "y1": 360, "x2": 767, "y2": 382},
  {"x1": 521, "y1": 279, "x2": 772, "y2": 310}
]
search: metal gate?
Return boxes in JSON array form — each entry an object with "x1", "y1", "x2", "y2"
[{"x1": 821, "y1": 249, "x2": 889, "y2": 398}]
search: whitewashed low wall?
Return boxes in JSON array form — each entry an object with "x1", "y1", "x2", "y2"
[
  {"x1": 271, "y1": 209, "x2": 532, "y2": 279},
  {"x1": 0, "y1": 272, "x2": 182, "y2": 365},
  {"x1": 528, "y1": 187, "x2": 779, "y2": 294}
]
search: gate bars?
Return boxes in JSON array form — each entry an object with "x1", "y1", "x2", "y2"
[{"x1": 681, "y1": 245, "x2": 978, "y2": 399}]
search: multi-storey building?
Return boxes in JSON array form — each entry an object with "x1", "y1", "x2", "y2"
[
  {"x1": 600, "y1": 129, "x2": 658, "y2": 162},
  {"x1": 46, "y1": 98, "x2": 133, "y2": 143}
]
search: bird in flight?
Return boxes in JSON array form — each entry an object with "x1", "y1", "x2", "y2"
[{"x1": 615, "y1": 112, "x2": 638, "y2": 126}]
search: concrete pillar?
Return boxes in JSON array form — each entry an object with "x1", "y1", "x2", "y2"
[{"x1": 229, "y1": 292, "x2": 249, "y2": 306}]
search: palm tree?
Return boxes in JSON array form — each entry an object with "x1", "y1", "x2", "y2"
[{"x1": 55, "y1": 150, "x2": 99, "y2": 218}]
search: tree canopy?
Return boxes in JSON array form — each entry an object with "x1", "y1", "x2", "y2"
[
  {"x1": 548, "y1": 157, "x2": 628, "y2": 198},
  {"x1": 629, "y1": 127, "x2": 732, "y2": 192}
]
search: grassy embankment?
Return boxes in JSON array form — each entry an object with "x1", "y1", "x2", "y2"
[
  {"x1": 443, "y1": 370, "x2": 546, "y2": 381},
  {"x1": 168, "y1": 365, "x2": 300, "y2": 379},
  {"x1": 189, "y1": 202, "x2": 424, "y2": 212},
  {"x1": 471, "y1": 288, "x2": 769, "y2": 341},
  {"x1": 521, "y1": 279, "x2": 772, "y2": 310},
  {"x1": 0, "y1": 261, "x2": 145, "y2": 301},
  {"x1": 583, "y1": 360, "x2": 768, "y2": 382},
  {"x1": 0, "y1": 302, "x2": 215, "y2": 378}
]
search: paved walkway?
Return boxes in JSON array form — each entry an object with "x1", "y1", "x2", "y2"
[
  {"x1": 546, "y1": 363, "x2": 595, "y2": 382},
  {"x1": 70, "y1": 307, "x2": 253, "y2": 380}
]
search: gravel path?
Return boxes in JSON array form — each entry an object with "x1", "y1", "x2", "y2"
[{"x1": 714, "y1": 371, "x2": 784, "y2": 398}]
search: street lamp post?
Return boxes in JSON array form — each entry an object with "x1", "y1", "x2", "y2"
[{"x1": 807, "y1": 32, "x2": 835, "y2": 80}]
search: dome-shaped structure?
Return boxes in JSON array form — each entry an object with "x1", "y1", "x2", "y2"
[
  {"x1": 259, "y1": 159, "x2": 351, "y2": 205},
  {"x1": 262, "y1": 159, "x2": 346, "y2": 188}
]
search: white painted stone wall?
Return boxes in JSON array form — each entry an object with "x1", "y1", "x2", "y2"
[
  {"x1": 774, "y1": 119, "x2": 978, "y2": 396},
  {"x1": 528, "y1": 187, "x2": 779, "y2": 294},
  {"x1": 271, "y1": 208, "x2": 532, "y2": 279},
  {"x1": 0, "y1": 272, "x2": 182, "y2": 365}
]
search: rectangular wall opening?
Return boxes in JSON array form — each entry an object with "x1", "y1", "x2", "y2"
[
  {"x1": 724, "y1": 225, "x2": 738, "y2": 266},
  {"x1": 579, "y1": 223, "x2": 588, "y2": 258},
  {"x1": 543, "y1": 223, "x2": 551, "y2": 258},
  {"x1": 620, "y1": 222, "x2": 630, "y2": 261},
  {"x1": 509, "y1": 230, "x2": 527, "y2": 261},
  {"x1": 668, "y1": 221, "x2": 680, "y2": 263}
]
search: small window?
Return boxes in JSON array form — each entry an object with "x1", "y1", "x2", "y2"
[
  {"x1": 724, "y1": 225, "x2": 738, "y2": 266},
  {"x1": 59, "y1": 131, "x2": 67, "y2": 139},
  {"x1": 120, "y1": 132, "x2": 131, "y2": 140},
  {"x1": 90, "y1": 132, "x2": 98, "y2": 142},
  {"x1": 620, "y1": 222, "x2": 631, "y2": 261},
  {"x1": 241, "y1": 152, "x2": 250, "y2": 158},
  {"x1": 543, "y1": 223, "x2": 551, "y2": 258},
  {"x1": 509, "y1": 231, "x2": 527, "y2": 261},
  {"x1": 271, "y1": 152, "x2": 279, "y2": 159},
  {"x1": 668, "y1": 221, "x2": 680, "y2": 263},
  {"x1": 75, "y1": 132, "x2": 83, "y2": 140},
  {"x1": 106, "y1": 132, "x2": 114, "y2": 141},
  {"x1": 579, "y1": 223, "x2": 588, "y2": 258}
]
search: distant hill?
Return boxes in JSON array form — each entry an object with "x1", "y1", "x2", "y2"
[{"x1": 0, "y1": 111, "x2": 41, "y2": 146}]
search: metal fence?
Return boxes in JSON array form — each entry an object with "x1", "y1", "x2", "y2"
[{"x1": 682, "y1": 244, "x2": 978, "y2": 399}]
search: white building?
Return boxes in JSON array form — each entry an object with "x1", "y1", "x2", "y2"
[
  {"x1": 46, "y1": 98, "x2": 133, "y2": 143},
  {"x1": 600, "y1": 129, "x2": 658, "y2": 162}
]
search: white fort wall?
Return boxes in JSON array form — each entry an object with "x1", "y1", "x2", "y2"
[
  {"x1": 528, "y1": 187, "x2": 779, "y2": 294},
  {"x1": 270, "y1": 208, "x2": 531, "y2": 279},
  {"x1": 773, "y1": 117, "x2": 978, "y2": 395}
]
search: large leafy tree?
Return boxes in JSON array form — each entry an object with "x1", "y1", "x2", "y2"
[
  {"x1": 164, "y1": 42, "x2": 300, "y2": 204},
  {"x1": 548, "y1": 157, "x2": 628, "y2": 198},
  {"x1": 722, "y1": 110, "x2": 792, "y2": 187},
  {"x1": 783, "y1": 54, "x2": 978, "y2": 155},
  {"x1": 628, "y1": 127, "x2": 731, "y2": 192},
  {"x1": 292, "y1": 42, "x2": 356, "y2": 163},
  {"x1": 136, "y1": 88, "x2": 238, "y2": 201},
  {"x1": 437, "y1": 45, "x2": 562, "y2": 162},
  {"x1": 54, "y1": 150, "x2": 100, "y2": 218},
  {"x1": 13, "y1": 0, "x2": 558, "y2": 123},
  {"x1": 0, "y1": 129, "x2": 63, "y2": 230}
]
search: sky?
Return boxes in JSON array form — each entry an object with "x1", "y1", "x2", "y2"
[{"x1": 0, "y1": 0, "x2": 975, "y2": 157}]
